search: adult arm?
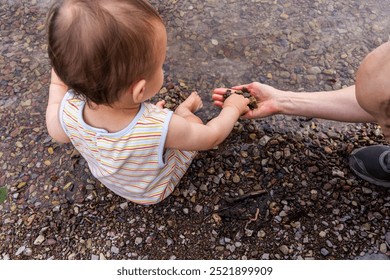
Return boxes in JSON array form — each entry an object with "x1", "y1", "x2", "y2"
[{"x1": 213, "y1": 83, "x2": 375, "y2": 123}]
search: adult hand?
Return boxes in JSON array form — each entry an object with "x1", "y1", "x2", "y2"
[{"x1": 213, "y1": 82, "x2": 281, "y2": 119}]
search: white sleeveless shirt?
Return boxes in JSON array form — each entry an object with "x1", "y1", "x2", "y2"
[{"x1": 59, "y1": 91, "x2": 196, "y2": 204}]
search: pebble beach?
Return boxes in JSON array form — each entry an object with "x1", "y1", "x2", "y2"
[{"x1": 0, "y1": 0, "x2": 389, "y2": 260}]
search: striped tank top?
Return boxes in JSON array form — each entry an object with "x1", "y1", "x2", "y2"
[{"x1": 59, "y1": 91, "x2": 197, "y2": 205}]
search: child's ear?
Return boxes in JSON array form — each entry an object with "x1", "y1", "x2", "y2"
[{"x1": 131, "y1": 79, "x2": 147, "y2": 103}]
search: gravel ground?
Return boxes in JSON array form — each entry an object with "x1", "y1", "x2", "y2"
[{"x1": 1, "y1": 0, "x2": 390, "y2": 260}]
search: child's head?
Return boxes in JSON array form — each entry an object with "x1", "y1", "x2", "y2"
[{"x1": 47, "y1": 0, "x2": 166, "y2": 105}]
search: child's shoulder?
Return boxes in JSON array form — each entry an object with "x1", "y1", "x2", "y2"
[
  {"x1": 142, "y1": 102, "x2": 173, "y2": 122},
  {"x1": 62, "y1": 90, "x2": 91, "y2": 112},
  {"x1": 143, "y1": 102, "x2": 171, "y2": 114}
]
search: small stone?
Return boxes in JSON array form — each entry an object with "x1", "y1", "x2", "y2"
[
  {"x1": 15, "y1": 141, "x2": 23, "y2": 148},
  {"x1": 332, "y1": 169, "x2": 345, "y2": 178},
  {"x1": 23, "y1": 248, "x2": 32, "y2": 256},
  {"x1": 310, "y1": 189, "x2": 318, "y2": 200},
  {"x1": 15, "y1": 246, "x2": 26, "y2": 256},
  {"x1": 379, "y1": 243, "x2": 387, "y2": 254},
  {"x1": 135, "y1": 237, "x2": 143, "y2": 245},
  {"x1": 159, "y1": 87, "x2": 168, "y2": 94},
  {"x1": 280, "y1": 13, "x2": 289, "y2": 19},
  {"x1": 326, "y1": 131, "x2": 340, "y2": 139},
  {"x1": 17, "y1": 182, "x2": 27, "y2": 189},
  {"x1": 279, "y1": 210, "x2": 287, "y2": 217},
  {"x1": 259, "y1": 135, "x2": 271, "y2": 146},
  {"x1": 207, "y1": 167, "x2": 216, "y2": 174},
  {"x1": 308, "y1": 166, "x2": 319, "y2": 173},
  {"x1": 283, "y1": 148, "x2": 291, "y2": 157},
  {"x1": 320, "y1": 248, "x2": 330, "y2": 256},
  {"x1": 319, "y1": 231, "x2": 327, "y2": 238},
  {"x1": 273, "y1": 151, "x2": 283, "y2": 160},
  {"x1": 211, "y1": 39, "x2": 219, "y2": 45},
  {"x1": 215, "y1": 246, "x2": 224, "y2": 252},
  {"x1": 212, "y1": 213, "x2": 222, "y2": 225},
  {"x1": 279, "y1": 245, "x2": 289, "y2": 255},
  {"x1": 324, "y1": 146, "x2": 332, "y2": 154},
  {"x1": 111, "y1": 246, "x2": 119, "y2": 254},
  {"x1": 326, "y1": 240, "x2": 333, "y2": 248},
  {"x1": 58, "y1": 184, "x2": 70, "y2": 193},
  {"x1": 34, "y1": 235, "x2": 45, "y2": 245},
  {"x1": 362, "y1": 187, "x2": 372, "y2": 194},
  {"x1": 193, "y1": 205, "x2": 203, "y2": 213},
  {"x1": 385, "y1": 232, "x2": 390, "y2": 244},
  {"x1": 21, "y1": 99, "x2": 32, "y2": 106},
  {"x1": 310, "y1": 66, "x2": 321, "y2": 74},
  {"x1": 119, "y1": 202, "x2": 128, "y2": 210},
  {"x1": 261, "y1": 253, "x2": 270, "y2": 260},
  {"x1": 46, "y1": 239, "x2": 57, "y2": 246},
  {"x1": 228, "y1": 244, "x2": 236, "y2": 253},
  {"x1": 323, "y1": 183, "x2": 333, "y2": 191},
  {"x1": 323, "y1": 69, "x2": 335, "y2": 75}
]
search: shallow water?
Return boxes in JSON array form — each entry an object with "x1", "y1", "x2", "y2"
[
  {"x1": 1, "y1": 0, "x2": 388, "y2": 139},
  {"x1": 150, "y1": 0, "x2": 389, "y2": 97},
  {"x1": 149, "y1": 0, "x2": 390, "y2": 132}
]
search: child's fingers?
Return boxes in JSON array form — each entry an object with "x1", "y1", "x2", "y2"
[{"x1": 155, "y1": 100, "x2": 166, "y2": 108}]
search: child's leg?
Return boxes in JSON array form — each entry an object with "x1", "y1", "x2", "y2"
[{"x1": 174, "y1": 92, "x2": 203, "y2": 124}]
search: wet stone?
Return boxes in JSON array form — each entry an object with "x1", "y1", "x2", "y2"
[{"x1": 320, "y1": 248, "x2": 330, "y2": 256}]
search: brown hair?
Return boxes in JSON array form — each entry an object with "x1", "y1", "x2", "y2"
[{"x1": 47, "y1": 0, "x2": 163, "y2": 105}]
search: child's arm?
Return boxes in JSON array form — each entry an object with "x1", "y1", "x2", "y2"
[
  {"x1": 46, "y1": 69, "x2": 71, "y2": 143},
  {"x1": 165, "y1": 93, "x2": 249, "y2": 151}
]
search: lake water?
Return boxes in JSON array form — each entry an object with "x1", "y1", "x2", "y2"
[
  {"x1": 150, "y1": 0, "x2": 390, "y2": 104},
  {"x1": 1, "y1": 0, "x2": 389, "y2": 125}
]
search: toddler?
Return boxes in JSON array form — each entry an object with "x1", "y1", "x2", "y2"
[{"x1": 46, "y1": 0, "x2": 249, "y2": 204}]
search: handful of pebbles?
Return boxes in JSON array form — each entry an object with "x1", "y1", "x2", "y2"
[{"x1": 223, "y1": 87, "x2": 258, "y2": 110}]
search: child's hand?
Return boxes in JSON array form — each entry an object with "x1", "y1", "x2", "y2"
[
  {"x1": 155, "y1": 100, "x2": 166, "y2": 109},
  {"x1": 223, "y1": 93, "x2": 250, "y2": 116},
  {"x1": 213, "y1": 82, "x2": 282, "y2": 119}
]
